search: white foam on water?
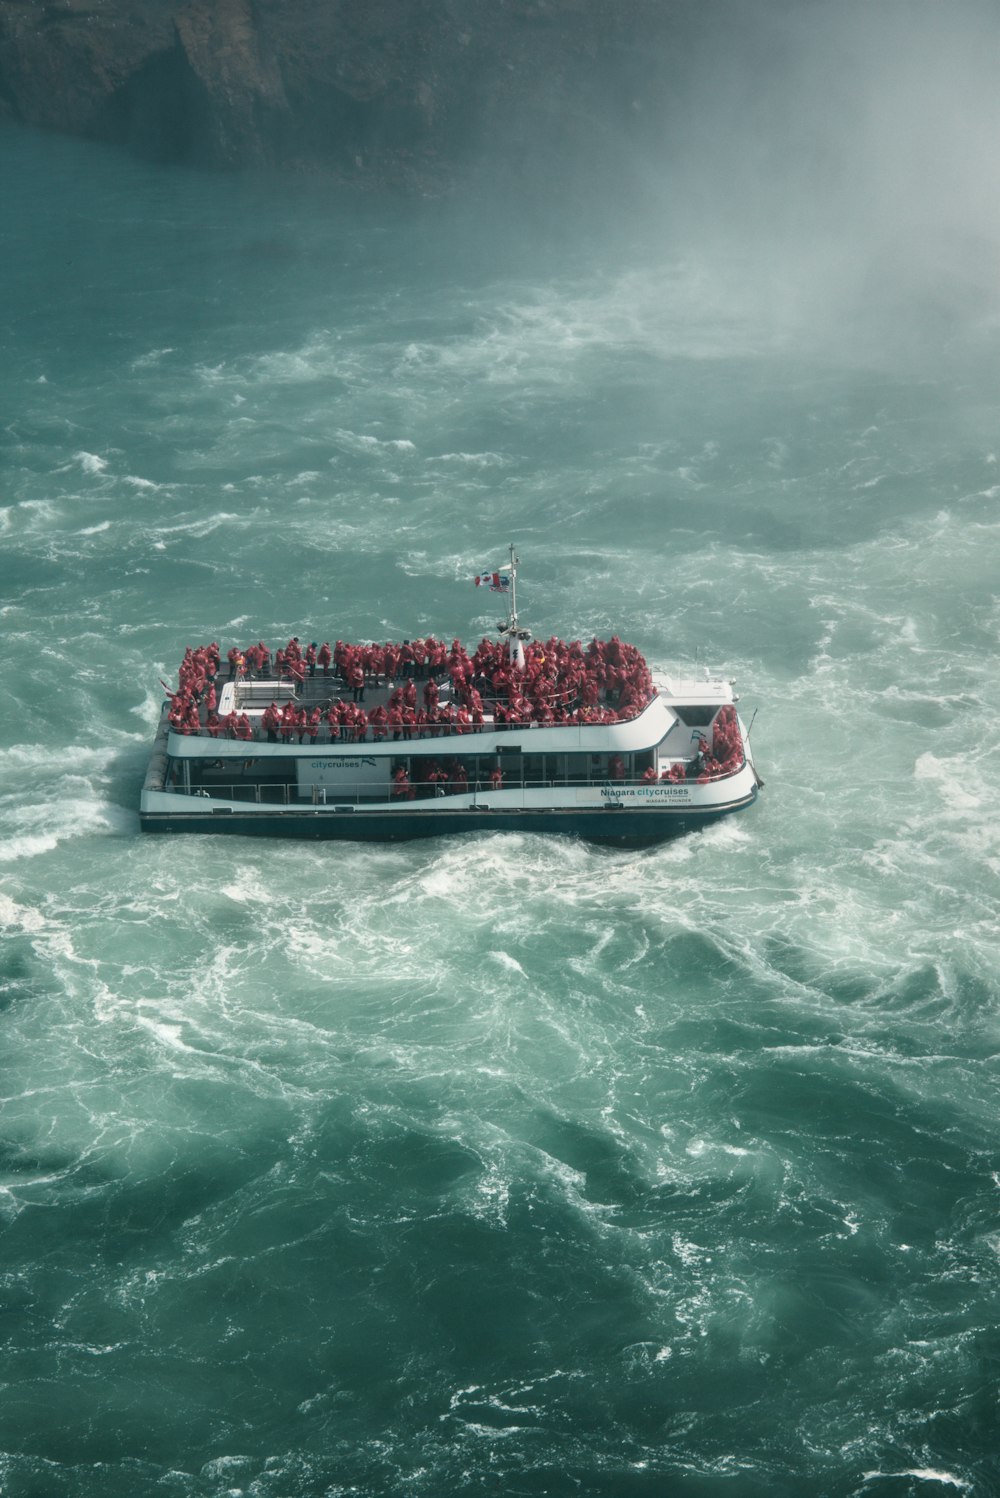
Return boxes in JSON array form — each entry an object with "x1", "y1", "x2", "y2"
[
  {"x1": 130, "y1": 348, "x2": 175, "y2": 369},
  {"x1": 0, "y1": 743, "x2": 118, "y2": 773},
  {"x1": 194, "y1": 360, "x2": 236, "y2": 386},
  {"x1": 332, "y1": 429, "x2": 417, "y2": 457},
  {"x1": 0, "y1": 892, "x2": 46, "y2": 932},
  {"x1": 465, "y1": 1158, "x2": 511, "y2": 1227},
  {"x1": 0, "y1": 784, "x2": 133, "y2": 866},
  {"x1": 133, "y1": 1014, "x2": 197, "y2": 1053},
  {"x1": 16, "y1": 498, "x2": 61, "y2": 523},
  {"x1": 433, "y1": 451, "x2": 507, "y2": 467},
  {"x1": 0, "y1": 832, "x2": 59, "y2": 864},
  {"x1": 913, "y1": 752, "x2": 984, "y2": 813},
  {"x1": 387, "y1": 264, "x2": 786, "y2": 398},
  {"x1": 490, "y1": 951, "x2": 527, "y2": 978},
  {"x1": 73, "y1": 451, "x2": 108, "y2": 475},
  {"x1": 251, "y1": 348, "x2": 337, "y2": 384},
  {"x1": 861, "y1": 1472, "x2": 972, "y2": 1493},
  {"x1": 132, "y1": 682, "x2": 167, "y2": 729},
  {"x1": 149, "y1": 512, "x2": 244, "y2": 540}
]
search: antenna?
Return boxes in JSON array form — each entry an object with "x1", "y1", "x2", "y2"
[
  {"x1": 495, "y1": 543, "x2": 530, "y2": 668},
  {"x1": 508, "y1": 541, "x2": 518, "y2": 634}
]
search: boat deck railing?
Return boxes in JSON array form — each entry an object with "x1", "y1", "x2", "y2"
[
  {"x1": 230, "y1": 672, "x2": 594, "y2": 712},
  {"x1": 169, "y1": 700, "x2": 658, "y2": 743},
  {"x1": 159, "y1": 768, "x2": 740, "y2": 808},
  {"x1": 164, "y1": 668, "x2": 659, "y2": 736}
]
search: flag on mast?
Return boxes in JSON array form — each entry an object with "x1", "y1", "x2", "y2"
[{"x1": 474, "y1": 570, "x2": 511, "y2": 592}]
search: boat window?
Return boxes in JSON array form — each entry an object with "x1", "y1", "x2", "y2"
[
  {"x1": 550, "y1": 753, "x2": 589, "y2": 783},
  {"x1": 672, "y1": 706, "x2": 720, "y2": 728},
  {"x1": 523, "y1": 754, "x2": 545, "y2": 786}
]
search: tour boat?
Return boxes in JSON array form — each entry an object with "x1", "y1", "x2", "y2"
[{"x1": 139, "y1": 550, "x2": 761, "y2": 845}]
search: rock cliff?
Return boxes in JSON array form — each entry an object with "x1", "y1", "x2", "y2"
[{"x1": 0, "y1": 0, "x2": 688, "y2": 190}]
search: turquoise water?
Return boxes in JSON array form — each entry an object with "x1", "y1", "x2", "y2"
[{"x1": 3, "y1": 123, "x2": 1000, "y2": 1497}]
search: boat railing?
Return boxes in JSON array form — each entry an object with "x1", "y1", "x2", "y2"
[
  {"x1": 231, "y1": 672, "x2": 626, "y2": 703},
  {"x1": 168, "y1": 696, "x2": 658, "y2": 744}
]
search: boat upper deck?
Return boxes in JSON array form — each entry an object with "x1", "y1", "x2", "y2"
[{"x1": 163, "y1": 631, "x2": 677, "y2": 739}]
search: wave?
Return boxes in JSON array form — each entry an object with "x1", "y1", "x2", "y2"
[{"x1": 2, "y1": 124, "x2": 999, "y2": 1496}]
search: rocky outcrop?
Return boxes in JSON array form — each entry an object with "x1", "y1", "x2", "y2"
[{"x1": 0, "y1": 0, "x2": 685, "y2": 190}]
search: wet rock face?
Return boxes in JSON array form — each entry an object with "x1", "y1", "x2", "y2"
[{"x1": 0, "y1": 0, "x2": 681, "y2": 189}]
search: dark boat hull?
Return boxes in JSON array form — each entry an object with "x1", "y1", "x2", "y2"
[{"x1": 139, "y1": 792, "x2": 757, "y2": 846}]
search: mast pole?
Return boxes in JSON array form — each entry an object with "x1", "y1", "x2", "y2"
[{"x1": 508, "y1": 541, "x2": 518, "y2": 667}]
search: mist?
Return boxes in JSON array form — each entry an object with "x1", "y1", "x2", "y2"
[{"x1": 473, "y1": 0, "x2": 1000, "y2": 365}]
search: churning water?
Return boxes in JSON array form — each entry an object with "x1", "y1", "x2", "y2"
[{"x1": 2, "y1": 117, "x2": 1000, "y2": 1497}]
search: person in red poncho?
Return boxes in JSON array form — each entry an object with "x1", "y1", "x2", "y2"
[
  {"x1": 392, "y1": 766, "x2": 414, "y2": 800},
  {"x1": 262, "y1": 702, "x2": 280, "y2": 743},
  {"x1": 448, "y1": 760, "x2": 468, "y2": 793}
]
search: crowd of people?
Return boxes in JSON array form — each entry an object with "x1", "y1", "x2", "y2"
[
  {"x1": 160, "y1": 634, "x2": 743, "y2": 782},
  {"x1": 164, "y1": 631, "x2": 656, "y2": 739},
  {"x1": 635, "y1": 703, "x2": 745, "y2": 783},
  {"x1": 389, "y1": 760, "x2": 506, "y2": 800}
]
